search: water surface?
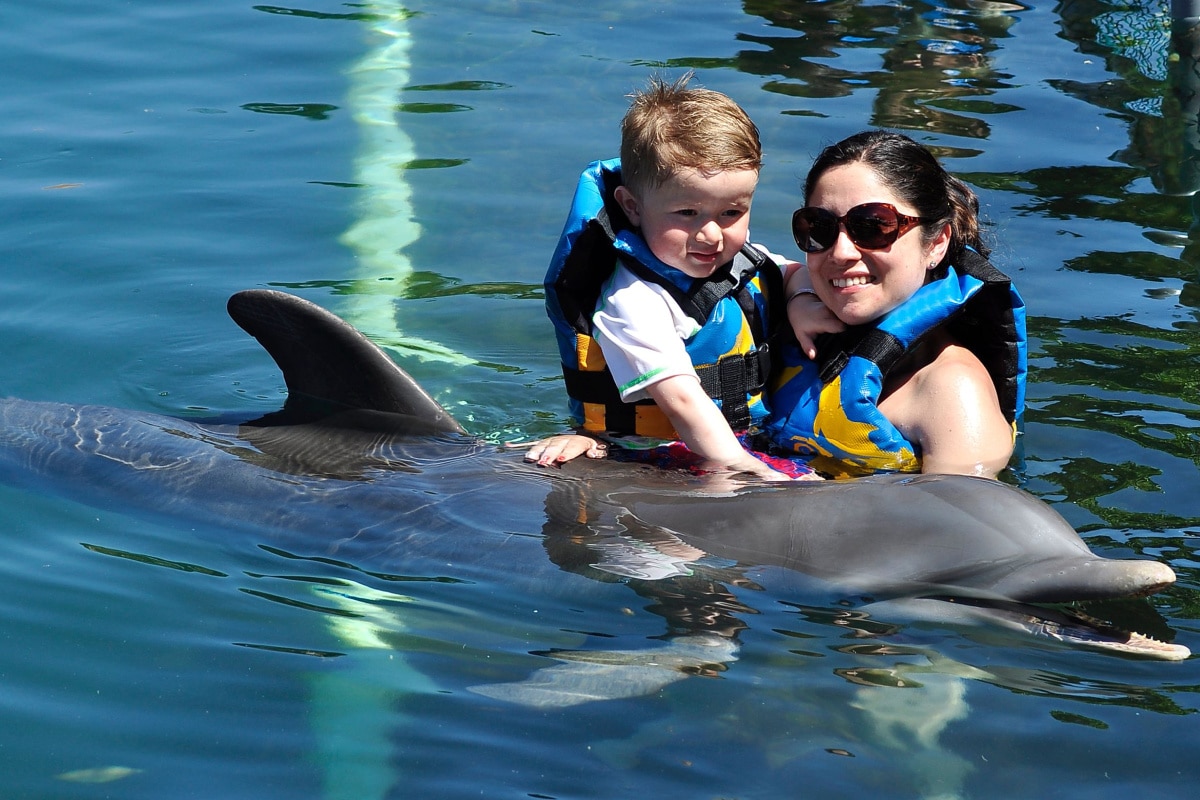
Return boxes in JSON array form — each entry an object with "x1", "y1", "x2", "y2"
[{"x1": 0, "y1": 1, "x2": 1197, "y2": 798}]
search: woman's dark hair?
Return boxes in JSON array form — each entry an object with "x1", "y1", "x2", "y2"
[{"x1": 804, "y1": 130, "x2": 988, "y2": 264}]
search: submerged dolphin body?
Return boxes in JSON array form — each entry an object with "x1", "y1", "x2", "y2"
[{"x1": 0, "y1": 289, "x2": 1185, "y2": 662}]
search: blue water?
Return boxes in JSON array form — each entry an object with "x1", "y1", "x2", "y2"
[{"x1": 1, "y1": 1, "x2": 1198, "y2": 798}]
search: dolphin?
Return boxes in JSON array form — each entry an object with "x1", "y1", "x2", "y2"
[{"x1": 0, "y1": 289, "x2": 1186, "y2": 664}]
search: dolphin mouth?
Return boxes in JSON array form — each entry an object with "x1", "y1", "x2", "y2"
[
  {"x1": 925, "y1": 596, "x2": 1191, "y2": 661},
  {"x1": 985, "y1": 557, "x2": 1178, "y2": 604}
]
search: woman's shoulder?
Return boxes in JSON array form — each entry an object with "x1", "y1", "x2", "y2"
[
  {"x1": 883, "y1": 336, "x2": 1013, "y2": 475},
  {"x1": 881, "y1": 335, "x2": 1001, "y2": 435},
  {"x1": 912, "y1": 336, "x2": 997, "y2": 401}
]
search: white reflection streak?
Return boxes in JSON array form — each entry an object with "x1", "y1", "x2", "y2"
[{"x1": 339, "y1": 1, "x2": 473, "y2": 365}]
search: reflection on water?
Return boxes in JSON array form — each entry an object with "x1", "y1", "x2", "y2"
[
  {"x1": 743, "y1": 0, "x2": 1024, "y2": 137},
  {"x1": 1058, "y1": 0, "x2": 1200, "y2": 198}
]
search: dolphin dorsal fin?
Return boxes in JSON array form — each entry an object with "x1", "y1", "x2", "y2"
[{"x1": 227, "y1": 289, "x2": 465, "y2": 434}]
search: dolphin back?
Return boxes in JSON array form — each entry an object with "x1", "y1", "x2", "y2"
[
  {"x1": 227, "y1": 289, "x2": 465, "y2": 435},
  {"x1": 611, "y1": 473, "x2": 1178, "y2": 604}
]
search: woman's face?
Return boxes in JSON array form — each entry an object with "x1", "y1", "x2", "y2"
[{"x1": 803, "y1": 161, "x2": 950, "y2": 326}]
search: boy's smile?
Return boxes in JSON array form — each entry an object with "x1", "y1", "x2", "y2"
[{"x1": 615, "y1": 167, "x2": 758, "y2": 279}]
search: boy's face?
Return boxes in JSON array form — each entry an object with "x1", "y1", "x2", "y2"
[{"x1": 615, "y1": 167, "x2": 757, "y2": 279}]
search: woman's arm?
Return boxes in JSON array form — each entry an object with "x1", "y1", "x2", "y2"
[{"x1": 880, "y1": 341, "x2": 1014, "y2": 478}]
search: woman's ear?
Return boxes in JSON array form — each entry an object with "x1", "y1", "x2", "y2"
[
  {"x1": 926, "y1": 222, "x2": 952, "y2": 270},
  {"x1": 614, "y1": 185, "x2": 642, "y2": 226}
]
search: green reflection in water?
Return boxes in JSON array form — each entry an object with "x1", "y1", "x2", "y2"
[
  {"x1": 1066, "y1": 250, "x2": 1195, "y2": 283},
  {"x1": 963, "y1": 166, "x2": 1191, "y2": 230},
  {"x1": 396, "y1": 102, "x2": 472, "y2": 114},
  {"x1": 252, "y1": 5, "x2": 396, "y2": 22},
  {"x1": 242, "y1": 102, "x2": 339, "y2": 121},
  {"x1": 266, "y1": 273, "x2": 540, "y2": 301},
  {"x1": 741, "y1": 0, "x2": 1020, "y2": 136},
  {"x1": 1032, "y1": 316, "x2": 1200, "y2": 404},
  {"x1": 398, "y1": 157, "x2": 469, "y2": 170},
  {"x1": 81, "y1": 542, "x2": 228, "y2": 577},
  {"x1": 406, "y1": 80, "x2": 508, "y2": 92},
  {"x1": 1025, "y1": 313, "x2": 1200, "y2": 534}
]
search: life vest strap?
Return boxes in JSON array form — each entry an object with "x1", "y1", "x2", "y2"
[
  {"x1": 695, "y1": 346, "x2": 769, "y2": 430},
  {"x1": 562, "y1": 363, "x2": 659, "y2": 436},
  {"x1": 562, "y1": 364, "x2": 625, "y2": 406},
  {"x1": 810, "y1": 250, "x2": 1024, "y2": 423},
  {"x1": 817, "y1": 328, "x2": 905, "y2": 385},
  {"x1": 564, "y1": 345, "x2": 768, "y2": 435}
]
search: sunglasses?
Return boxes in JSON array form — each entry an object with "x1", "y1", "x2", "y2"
[{"x1": 791, "y1": 202, "x2": 928, "y2": 254}]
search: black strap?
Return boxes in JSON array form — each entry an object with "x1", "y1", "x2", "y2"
[
  {"x1": 694, "y1": 347, "x2": 770, "y2": 430},
  {"x1": 619, "y1": 255, "x2": 735, "y2": 328},
  {"x1": 737, "y1": 244, "x2": 785, "y2": 384},
  {"x1": 566, "y1": 347, "x2": 768, "y2": 435},
  {"x1": 947, "y1": 249, "x2": 1022, "y2": 423},
  {"x1": 816, "y1": 328, "x2": 906, "y2": 385}
]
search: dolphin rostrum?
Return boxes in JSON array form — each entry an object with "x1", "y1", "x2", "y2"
[{"x1": 0, "y1": 289, "x2": 1186, "y2": 662}]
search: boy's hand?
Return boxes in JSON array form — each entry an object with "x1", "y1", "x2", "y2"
[
  {"x1": 509, "y1": 434, "x2": 607, "y2": 466},
  {"x1": 787, "y1": 292, "x2": 844, "y2": 360},
  {"x1": 712, "y1": 453, "x2": 793, "y2": 482}
]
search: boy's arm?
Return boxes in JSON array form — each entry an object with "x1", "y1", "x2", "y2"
[
  {"x1": 782, "y1": 264, "x2": 844, "y2": 360},
  {"x1": 588, "y1": 269, "x2": 788, "y2": 480},
  {"x1": 515, "y1": 380, "x2": 788, "y2": 479},
  {"x1": 646, "y1": 374, "x2": 788, "y2": 481}
]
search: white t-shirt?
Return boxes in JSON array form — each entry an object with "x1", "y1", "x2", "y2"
[
  {"x1": 591, "y1": 264, "x2": 701, "y2": 403},
  {"x1": 591, "y1": 247, "x2": 790, "y2": 403}
]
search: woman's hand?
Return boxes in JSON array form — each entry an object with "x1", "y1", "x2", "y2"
[
  {"x1": 787, "y1": 292, "x2": 844, "y2": 360},
  {"x1": 782, "y1": 263, "x2": 844, "y2": 359}
]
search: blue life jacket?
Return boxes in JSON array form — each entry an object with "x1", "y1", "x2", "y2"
[
  {"x1": 544, "y1": 159, "x2": 784, "y2": 440},
  {"x1": 762, "y1": 250, "x2": 1027, "y2": 477}
]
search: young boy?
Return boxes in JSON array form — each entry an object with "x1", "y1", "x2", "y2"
[{"x1": 539, "y1": 75, "x2": 805, "y2": 480}]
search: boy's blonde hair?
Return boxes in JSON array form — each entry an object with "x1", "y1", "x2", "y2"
[{"x1": 620, "y1": 73, "x2": 761, "y2": 197}]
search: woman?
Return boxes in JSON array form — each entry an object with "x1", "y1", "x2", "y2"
[
  {"x1": 528, "y1": 130, "x2": 1026, "y2": 479},
  {"x1": 765, "y1": 129, "x2": 1025, "y2": 478}
]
